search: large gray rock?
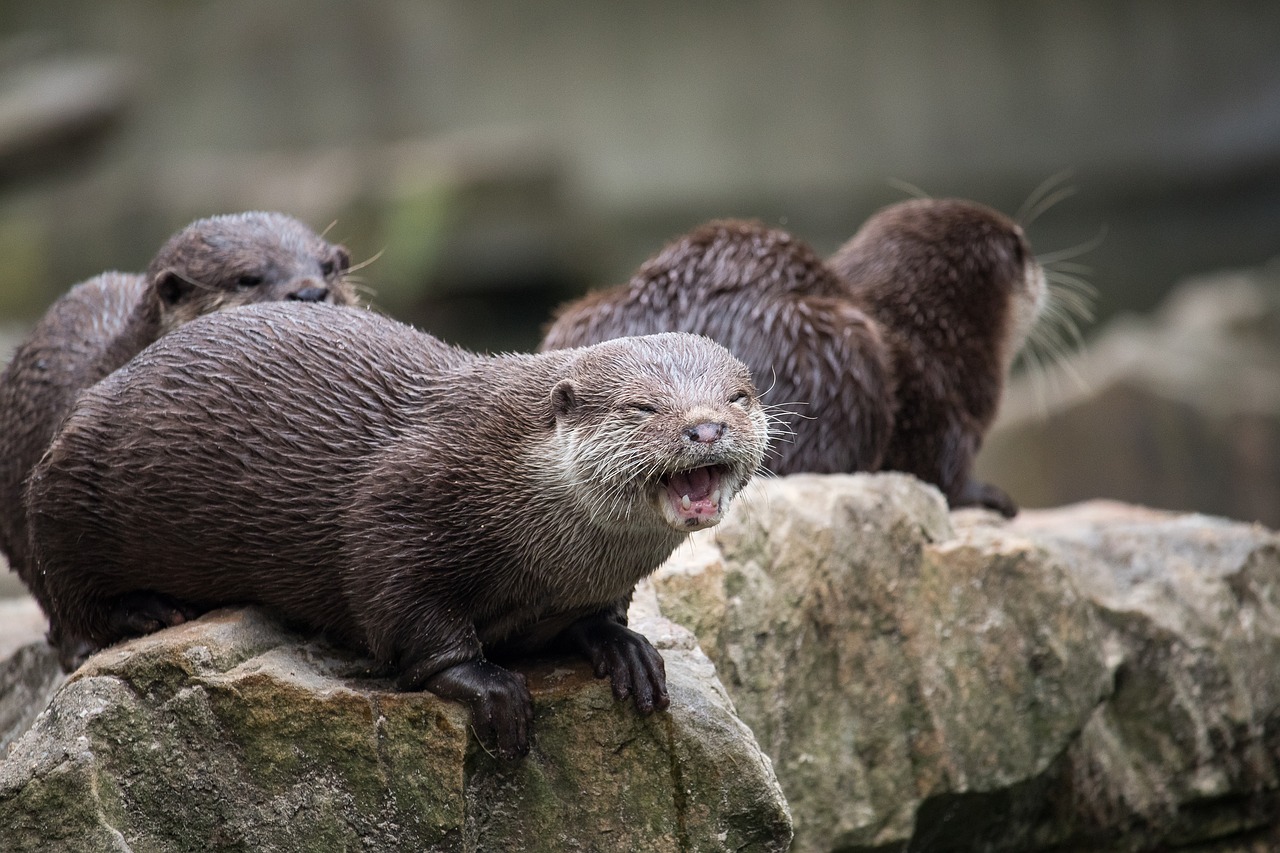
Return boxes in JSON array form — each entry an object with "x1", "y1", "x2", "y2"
[
  {"x1": 651, "y1": 473, "x2": 1280, "y2": 852},
  {"x1": 0, "y1": 606, "x2": 791, "y2": 852}
]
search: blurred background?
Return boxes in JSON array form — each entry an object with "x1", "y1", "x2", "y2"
[{"x1": 1, "y1": 0, "x2": 1277, "y2": 526}]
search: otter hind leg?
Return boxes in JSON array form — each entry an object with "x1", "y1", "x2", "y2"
[
  {"x1": 106, "y1": 590, "x2": 201, "y2": 637},
  {"x1": 49, "y1": 592, "x2": 199, "y2": 672}
]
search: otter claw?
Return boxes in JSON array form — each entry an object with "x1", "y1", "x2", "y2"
[
  {"x1": 566, "y1": 616, "x2": 670, "y2": 715},
  {"x1": 425, "y1": 659, "x2": 534, "y2": 761}
]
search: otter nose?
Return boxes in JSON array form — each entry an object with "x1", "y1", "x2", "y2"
[
  {"x1": 288, "y1": 285, "x2": 329, "y2": 303},
  {"x1": 683, "y1": 421, "x2": 726, "y2": 444}
]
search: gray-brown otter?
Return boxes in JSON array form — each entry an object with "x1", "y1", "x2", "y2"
[
  {"x1": 541, "y1": 201, "x2": 1045, "y2": 516},
  {"x1": 542, "y1": 220, "x2": 896, "y2": 475},
  {"x1": 829, "y1": 198, "x2": 1046, "y2": 517},
  {"x1": 0, "y1": 211, "x2": 356, "y2": 616},
  {"x1": 27, "y1": 303, "x2": 769, "y2": 760}
]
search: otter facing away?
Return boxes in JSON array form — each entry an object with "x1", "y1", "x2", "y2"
[
  {"x1": 28, "y1": 304, "x2": 769, "y2": 759},
  {"x1": 0, "y1": 211, "x2": 357, "y2": 616},
  {"x1": 829, "y1": 198, "x2": 1046, "y2": 516}
]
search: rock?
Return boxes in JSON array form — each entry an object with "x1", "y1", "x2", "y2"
[
  {"x1": 651, "y1": 473, "x2": 1280, "y2": 852},
  {"x1": 0, "y1": 607, "x2": 791, "y2": 852},
  {"x1": 0, "y1": 54, "x2": 135, "y2": 187},
  {"x1": 0, "y1": 596, "x2": 61, "y2": 753},
  {"x1": 977, "y1": 258, "x2": 1280, "y2": 528}
]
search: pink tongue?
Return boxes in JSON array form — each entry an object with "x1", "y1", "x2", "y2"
[
  {"x1": 669, "y1": 466, "x2": 715, "y2": 500},
  {"x1": 666, "y1": 467, "x2": 722, "y2": 521}
]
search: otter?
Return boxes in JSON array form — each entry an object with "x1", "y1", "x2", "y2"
[
  {"x1": 0, "y1": 211, "x2": 357, "y2": 615},
  {"x1": 541, "y1": 220, "x2": 895, "y2": 475},
  {"x1": 828, "y1": 198, "x2": 1045, "y2": 517},
  {"x1": 541, "y1": 201, "x2": 1045, "y2": 516},
  {"x1": 27, "y1": 303, "x2": 769, "y2": 760}
]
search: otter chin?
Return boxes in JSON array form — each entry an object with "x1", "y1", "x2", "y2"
[{"x1": 29, "y1": 306, "x2": 769, "y2": 761}]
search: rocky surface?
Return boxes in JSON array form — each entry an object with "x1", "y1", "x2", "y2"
[
  {"x1": 651, "y1": 473, "x2": 1280, "y2": 852},
  {"x1": 0, "y1": 605, "x2": 791, "y2": 852},
  {"x1": 6, "y1": 472, "x2": 1280, "y2": 851},
  {"x1": 977, "y1": 258, "x2": 1280, "y2": 529}
]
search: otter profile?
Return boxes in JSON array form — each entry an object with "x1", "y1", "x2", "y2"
[
  {"x1": 0, "y1": 211, "x2": 357, "y2": 614},
  {"x1": 542, "y1": 220, "x2": 895, "y2": 475},
  {"x1": 28, "y1": 304, "x2": 769, "y2": 759},
  {"x1": 829, "y1": 198, "x2": 1046, "y2": 516}
]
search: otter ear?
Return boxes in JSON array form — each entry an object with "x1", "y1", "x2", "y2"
[
  {"x1": 333, "y1": 245, "x2": 351, "y2": 273},
  {"x1": 550, "y1": 380, "x2": 577, "y2": 421},
  {"x1": 154, "y1": 271, "x2": 193, "y2": 305}
]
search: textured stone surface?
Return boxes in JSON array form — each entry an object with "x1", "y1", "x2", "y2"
[
  {"x1": 0, "y1": 607, "x2": 791, "y2": 852},
  {"x1": 653, "y1": 474, "x2": 1280, "y2": 852}
]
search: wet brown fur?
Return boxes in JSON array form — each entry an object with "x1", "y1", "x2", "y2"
[
  {"x1": 0, "y1": 211, "x2": 356, "y2": 611},
  {"x1": 542, "y1": 220, "x2": 895, "y2": 474},
  {"x1": 829, "y1": 198, "x2": 1043, "y2": 515},
  {"x1": 27, "y1": 303, "x2": 767, "y2": 756}
]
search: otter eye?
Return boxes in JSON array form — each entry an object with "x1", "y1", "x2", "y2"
[
  {"x1": 729, "y1": 391, "x2": 750, "y2": 405},
  {"x1": 629, "y1": 403, "x2": 658, "y2": 415},
  {"x1": 237, "y1": 274, "x2": 264, "y2": 288},
  {"x1": 320, "y1": 260, "x2": 335, "y2": 276}
]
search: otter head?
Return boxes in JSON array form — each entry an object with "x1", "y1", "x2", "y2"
[
  {"x1": 549, "y1": 332, "x2": 769, "y2": 532},
  {"x1": 833, "y1": 198, "x2": 1048, "y2": 370},
  {"x1": 146, "y1": 211, "x2": 358, "y2": 334}
]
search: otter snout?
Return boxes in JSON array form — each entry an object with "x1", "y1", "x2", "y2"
[
  {"x1": 288, "y1": 284, "x2": 330, "y2": 303},
  {"x1": 683, "y1": 421, "x2": 726, "y2": 444}
]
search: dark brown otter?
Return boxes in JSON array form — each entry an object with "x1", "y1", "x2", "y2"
[
  {"x1": 28, "y1": 303, "x2": 768, "y2": 760},
  {"x1": 541, "y1": 220, "x2": 895, "y2": 475},
  {"x1": 0, "y1": 211, "x2": 356, "y2": 613},
  {"x1": 829, "y1": 198, "x2": 1046, "y2": 516}
]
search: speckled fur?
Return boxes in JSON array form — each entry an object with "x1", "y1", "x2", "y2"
[
  {"x1": 28, "y1": 304, "x2": 767, "y2": 687},
  {"x1": 542, "y1": 220, "x2": 895, "y2": 474},
  {"x1": 829, "y1": 198, "x2": 1045, "y2": 515},
  {"x1": 0, "y1": 211, "x2": 355, "y2": 611}
]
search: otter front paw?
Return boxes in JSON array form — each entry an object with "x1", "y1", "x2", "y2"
[
  {"x1": 566, "y1": 617, "x2": 670, "y2": 715},
  {"x1": 424, "y1": 659, "x2": 534, "y2": 761},
  {"x1": 954, "y1": 478, "x2": 1018, "y2": 518}
]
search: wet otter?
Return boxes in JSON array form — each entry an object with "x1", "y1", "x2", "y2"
[
  {"x1": 541, "y1": 201, "x2": 1045, "y2": 516},
  {"x1": 542, "y1": 220, "x2": 895, "y2": 475},
  {"x1": 28, "y1": 304, "x2": 769, "y2": 760},
  {"x1": 829, "y1": 198, "x2": 1045, "y2": 516},
  {"x1": 0, "y1": 211, "x2": 356, "y2": 613}
]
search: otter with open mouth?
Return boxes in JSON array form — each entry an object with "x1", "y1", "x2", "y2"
[{"x1": 28, "y1": 303, "x2": 769, "y2": 760}]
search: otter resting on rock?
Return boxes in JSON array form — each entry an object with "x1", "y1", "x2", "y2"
[
  {"x1": 0, "y1": 211, "x2": 357, "y2": 622},
  {"x1": 27, "y1": 304, "x2": 769, "y2": 760},
  {"x1": 541, "y1": 199, "x2": 1046, "y2": 516}
]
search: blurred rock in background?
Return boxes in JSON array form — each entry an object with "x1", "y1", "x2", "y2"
[{"x1": 979, "y1": 258, "x2": 1280, "y2": 528}]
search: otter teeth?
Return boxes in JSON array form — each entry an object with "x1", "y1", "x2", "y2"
[{"x1": 681, "y1": 494, "x2": 692, "y2": 510}]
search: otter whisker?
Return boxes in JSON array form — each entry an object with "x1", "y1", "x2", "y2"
[
  {"x1": 885, "y1": 177, "x2": 932, "y2": 200},
  {"x1": 1036, "y1": 226, "x2": 1108, "y2": 266},
  {"x1": 346, "y1": 248, "x2": 386, "y2": 276},
  {"x1": 1016, "y1": 169, "x2": 1076, "y2": 227}
]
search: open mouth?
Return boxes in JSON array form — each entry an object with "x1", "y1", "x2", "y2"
[{"x1": 659, "y1": 464, "x2": 729, "y2": 529}]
